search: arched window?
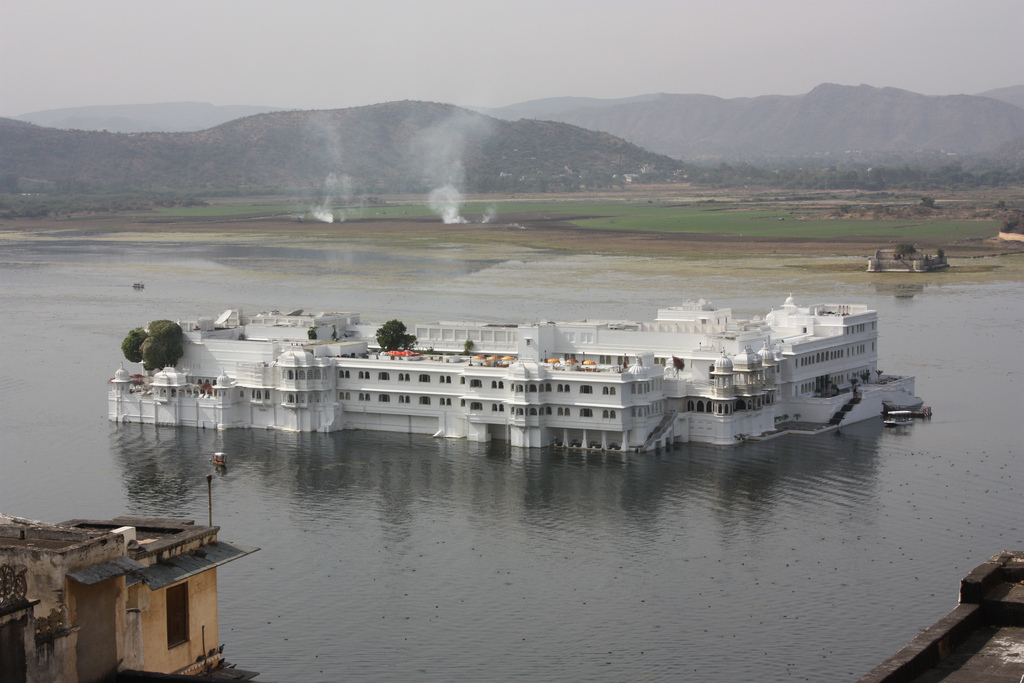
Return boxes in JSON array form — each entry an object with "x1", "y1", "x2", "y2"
[
  {"x1": 460, "y1": 376, "x2": 466, "y2": 384},
  {"x1": 544, "y1": 407, "x2": 551, "y2": 414},
  {"x1": 697, "y1": 400, "x2": 705, "y2": 412},
  {"x1": 602, "y1": 409, "x2": 609, "y2": 418},
  {"x1": 687, "y1": 400, "x2": 694, "y2": 411},
  {"x1": 298, "y1": 370, "x2": 305, "y2": 380},
  {"x1": 544, "y1": 383, "x2": 550, "y2": 391},
  {"x1": 557, "y1": 384, "x2": 564, "y2": 392},
  {"x1": 287, "y1": 370, "x2": 294, "y2": 380},
  {"x1": 288, "y1": 393, "x2": 295, "y2": 403},
  {"x1": 580, "y1": 408, "x2": 593, "y2": 418},
  {"x1": 529, "y1": 384, "x2": 537, "y2": 392},
  {"x1": 500, "y1": 382, "x2": 505, "y2": 389},
  {"x1": 529, "y1": 407, "x2": 537, "y2": 415},
  {"x1": 500, "y1": 405, "x2": 505, "y2": 412},
  {"x1": 313, "y1": 369, "x2": 321, "y2": 379},
  {"x1": 602, "y1": 386, "x2": 609, "y2": 395},
  {"x1": 492, "y1": 404, "x2": 498, "y2": 411},
  {"x1": 460, "y1": 399, "x2": 466, "y2": 407},
  {"x1": 445, "y1": 376, "x2": 452, "y2": 384},
  {"x1": 609, "y1": 410, "x2": 616, "y2": 419},
  {"x1": 492, "y1": 381, "x2": 498, "y2": 389}
]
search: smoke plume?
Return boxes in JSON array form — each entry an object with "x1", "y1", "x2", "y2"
[{"x1": 428, "y1": 184, "x2": 468, "y2": 224}]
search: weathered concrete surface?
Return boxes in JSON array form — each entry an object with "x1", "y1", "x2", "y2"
[{"x1": 858, "y1": 551, "x2": 1024, "y2": 683}]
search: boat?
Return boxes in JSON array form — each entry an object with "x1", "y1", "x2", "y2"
[
  {"x1": 883, "y1": 403, "x2": 932, "y2": 419},
  {"x1": 132, "y1": 282, "x2": 145, "y2": 290},
  {"x1": 211, "y1": 452, "x2": 227, "y2": 467},
  {"x1": 884, "y1": 411, "x2": 913, "y2": 427}
]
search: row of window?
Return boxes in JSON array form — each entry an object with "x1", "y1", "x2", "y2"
[
  {"x1": 284, "y1": 368, "x2": 324, "y2": 380},
  {"x1": 355, "y1": 371, "x2": 456, "y2": 383},
  {"x1": 799, "y1": 343, "x2": 873, "y2": 367}
]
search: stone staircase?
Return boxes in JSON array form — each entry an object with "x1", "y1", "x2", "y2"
[
  {"x1": 640, "y1": 409, "x2": 677, "y2": 452},
  {"x1": 828, "y1": 393, "x2": 861, "y2": 426}
]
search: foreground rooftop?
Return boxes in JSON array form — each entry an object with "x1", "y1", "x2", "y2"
[{"x1": 858, "y1": 551, "x2": 1024, "y2": 682}]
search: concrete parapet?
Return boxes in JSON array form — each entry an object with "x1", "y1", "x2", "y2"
[{"x1": 858, "y1": 551, "x2": 1024, "y2": 682}]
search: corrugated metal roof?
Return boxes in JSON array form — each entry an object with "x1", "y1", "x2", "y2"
[
  {"x1": 67, "y1": 556, "x2": 147, "y2": 585},
  {"x1": 128, "y1": 541, "x2": 259, "y2": 590}
]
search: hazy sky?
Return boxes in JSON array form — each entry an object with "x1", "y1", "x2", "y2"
[{"x1": 1, "y1": 0, "x2": 1021, "y2": 117}]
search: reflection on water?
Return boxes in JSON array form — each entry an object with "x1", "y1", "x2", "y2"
[
  {"x1": 872, "y1": 281, "x2": 926, "y2": 298},
  {"x1": 1, "y1": 233, "x2": 1022, "y2": 681},
  {"x1": 106, "y1": 421, "x2": 891, "y2": 681}
]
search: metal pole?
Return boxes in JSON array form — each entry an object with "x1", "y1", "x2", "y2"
[{"x1": 207, "y1": 474, "x2": 213, "y2": 526}]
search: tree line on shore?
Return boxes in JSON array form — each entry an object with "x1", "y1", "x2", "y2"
[{"x1": 3, "y1": 158, "x2": 1023, "y2": 220}]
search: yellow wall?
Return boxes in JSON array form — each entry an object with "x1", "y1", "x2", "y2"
[{"x1": 137, "y1": 568, "x2": 219, "y2": 674}]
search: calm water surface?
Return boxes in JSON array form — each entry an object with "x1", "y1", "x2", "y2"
[{"x1": 1, "y1": 232, "x2": 1021, "y2": 681}]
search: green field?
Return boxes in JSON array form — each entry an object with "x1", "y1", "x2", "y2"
[
  {"x1": 464, "y1": 201, "x2": 1001, "y2": 241},
  {"x1": 142, "y1": 198, "x2": 1001, "y2": 242}
]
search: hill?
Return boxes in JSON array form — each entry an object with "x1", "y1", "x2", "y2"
[
  {"x1": 13, "y1": 102, "x2": 281, "y2": 133},
  {"x1": 485, "y1": 84, "x2": 1024, "y2": 163},
  {"x1": 976, "y1": 85, "x2": 1024, "y2": 109},
  {"x1": 0, "y1": 102, "x2": 677, "y2": 192}
]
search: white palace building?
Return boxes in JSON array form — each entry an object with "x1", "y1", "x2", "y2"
[{"x1": 108, "y1": 297, "x2": 921, "y2": 449}]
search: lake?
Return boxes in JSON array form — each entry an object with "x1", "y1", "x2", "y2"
[{"x1": 1, "y1": 230, "x2": 1021, "y2": 681}]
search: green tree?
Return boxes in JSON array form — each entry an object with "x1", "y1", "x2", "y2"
[
  {"x1": 139, "y1": 320, "x2": 184, "y2": 371},
  {"x1": 920, "y1": 196, "x2": 935, "y2": 208},
  {"x1": 463, "y1": 339, "x2": 475, "y2": 355},
  {"x1": 121, "y1": 327, "x2": 148, "y2": 363},
  {"x1": 893, "y1": 243, "x2": 917, "y2": 255},
  {"x1": 375, "y1": 319, "x2": 416, "y2": 352}
]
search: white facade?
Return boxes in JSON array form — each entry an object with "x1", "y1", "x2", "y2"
[{"x1": 109, "y1": 298, "x2": 919, "y2": 448}]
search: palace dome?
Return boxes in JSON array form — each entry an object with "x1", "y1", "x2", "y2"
[
  {"x1": 216, "y1": 370, "x2": 233, "y2": 387},
  {"x1": 152, "y1": 367, "x2": 188, "y2": 386},
  {"x1": 277, "y1": 347, "x2": 314, "y2": 366},
  {"x1": 733, "y1": 346, "x2": 761, "y2": 369},
  {"x1": 113, "y1": 363, "x2": 130, "y2": 382},
  {"x1": 713, "y1": 353, "x2": 734, "y2": 372},
  {"x1": 758, "y1": 343, "x2": 776, "y2": 365}
]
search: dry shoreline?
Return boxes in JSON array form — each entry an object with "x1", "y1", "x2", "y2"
[{"x1": 3, "y1": 210, "x2": 1022, "y2": 261}]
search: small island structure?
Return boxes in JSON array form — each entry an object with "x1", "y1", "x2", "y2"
[
  {"x1": 867, "y1": 244, "x2": 948, "y2": 272},
  {"x1": 108, "y1": 297, "x2": 922, "y2": 449}
]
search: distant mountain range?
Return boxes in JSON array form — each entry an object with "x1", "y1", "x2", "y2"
[
  {"x1": 0, "y1": 101, "x2": 677, "y2": 191},
  {"x1": 3, "y1": 84, "x2": 1023, "y2": 194},
  {"x1": 14, "y1": 102, "x2": 281, "y2": 133},
  {"x1": 480, "y1": 84, "x2": 1024, "y2": 162}
]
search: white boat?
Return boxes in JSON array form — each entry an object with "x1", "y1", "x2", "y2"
[
  {"x1": 211, "y1": 452, "x2": 227, "y2": 466},
  {"x1": 884, "y1": 410, "x2": 913, "y2": 427}
]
